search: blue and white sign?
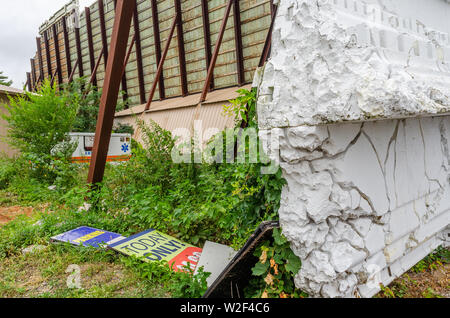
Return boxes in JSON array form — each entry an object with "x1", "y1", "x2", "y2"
[{"x1": 51, "y1": 226, "x2": 126, "y2": 249}]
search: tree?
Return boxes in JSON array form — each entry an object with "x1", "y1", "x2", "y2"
[
  {"x1": 0, "y1": 71, "x2": 13, "y2": 86},
  {"x1": 62, "y1": 78, "x2": 128, "y2": 132}
]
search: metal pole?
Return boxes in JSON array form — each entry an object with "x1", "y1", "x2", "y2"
[
  {"x1": 52, "y1": 24, "x2": 63, "y2": 85},
  {"x1": 144, "y1": 14, "x2": 178, "y2": 111},
  {"x1": 151, "y1": 0, "x2": 165, "y2": 100},
  {"x1": 62, "y1": 16, "x2": 72, "y2": 77},
  {"x1": 88, "y1": 0, "x2": 136, "y2": 185},
  {"x1": 233, "y1": 0, "x2": 245, "y2": 86},
  {"x1": 258, "y1": 4, "x2": 278, "y2": 67},
  {"x1": 133, "y1": 0, "x2": 146, "y2": 104},
  {"x1": 199, "y1": 0, "x2": 233, "y2": 103}
]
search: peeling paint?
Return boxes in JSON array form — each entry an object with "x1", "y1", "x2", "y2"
[{"x1": 258, "y1": 0, "x2": 450, "y2": 297}]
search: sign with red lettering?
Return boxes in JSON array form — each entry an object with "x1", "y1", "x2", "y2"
[{"x1": 108, "y1": 229, "x2": 202, "y2": 272}]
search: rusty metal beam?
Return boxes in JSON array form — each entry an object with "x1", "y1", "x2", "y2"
[
  {"x1": 43, "y1": 31, "x2": 53, "y2": 78},
  {"x1": 258, "y1": 3, "x2": 278, "y2": 67},
  {"x1": 88, "y1": 46, "x2": 105, "y2": 86},
  {"x1": 88, "y1": 0, "x2": 135, "y2": 185},
  {"x1": 233, "y1": 0, "x2": 245, "y2": 86},
  {"x1": 68, "y1": 58, "x2": 79, "y2": 84},
  {"x1": 151, "y1": 0, "x2": 165, "y2": 100},
  {"x1": 113, "y1": 0, "x2": 129, "y2": 102},
  {"x1": 75, "y1": 27, "x2": 84, "y2": 77},
  {"x1": 98, "y1": 0, "x2": 109, "y2": 67},
  {"x1": 50, "y1": 68, "x2": 58, "y2": 87},
  {"x1": 52, "y1": 24, "x2": 63, "y2": 85},
  {"x1": 62, "y1": 16, "x2": 72, "y2": 77},
  {"x1": 36, "y1": 37, "x2": 44, "y2": 83},
  {"x1": 199, "y1": 0, "x2": 233, "y2": 103},
  {"x1": 85, "y1": 7, "x2": 97, "y2": 87},
  {"x1": 26, "y1": 73, "x2": 32, "y2": 92},
  {"x1": 174, "y1": 0, "x2": 188, "y2": 96},
  {"x1": 201, "y1": 0, "x2": 214, "y2": 90},
  {"x1": 30, "y1": 59, "x2": 37, "y2": 91},
  {"x1": 133, "y1": 0, "x2": 146, "y2": 104},
  {"x1": 145, "y1": 14, "x2": 178, "y2": 111},
  {"x1": 122, "y1": 34, "x2": 136, "y2": 78}
]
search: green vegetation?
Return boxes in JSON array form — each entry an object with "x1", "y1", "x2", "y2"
[
  {"x1": 376, "y1": 246, "x2": 449, "y2": 298},
  {"x1": 0, "y1": 85, "x2": 300, "y2": 298},
  {"x1": 0, "y1": 71, "x2": 12, "y2": 87},
  {"x1": 246, "y1": 228, "x2": 306, "y2": 298}
]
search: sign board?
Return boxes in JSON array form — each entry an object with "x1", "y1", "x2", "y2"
[
  {"x1": 51, "y1": 226, "x2": 126, "y2": 249},
  {"x1": 108, "y1": 229, "x2": 202, "y2": 272},
  {"x1": 194, "y1": 241, "x2": 237, "y2": 288}
]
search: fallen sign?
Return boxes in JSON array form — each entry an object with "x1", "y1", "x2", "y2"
[
  {"x1": 51, "y1": 226, "x2": 126, "y2": 248},
  {"x1": 203, "y1": 221, "x2": 280, "y2": 298},
  {"x1": 108, "y1": 229, "x2": 202, "y2": 272}
]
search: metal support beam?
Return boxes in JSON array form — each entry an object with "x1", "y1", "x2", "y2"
[
  {"x1": 258, "y1": 4, "x2": 278, "y2": 67},
  {"x1": 133, "y1": 0, "x2": 146, "y2": 104},
  {"x1": 30, "y1": 59, "x2": 37, "y2": 91},
  {"x1": 68, "y1": 58, "x2": 79, "y2": 84},
  {"x1": 62, "y1": 16, "x2": 72, "y2": 77},
  {"x1": 151, "y1": 0, "x2": 165, "y2": 100},
  {"x1": 98, "y1": 0, "x2": 109, "y2": 67},
  {"x1": 52, "y1": 24, "x2": 63, "y2": 85},
  {"x1": 174, "y1": 0, "x2": 188, "y2": 96},
  {"x1": 36, "y1": 37, "x2": 45, "y2": 83},
  {"x1": 113, "y1": 0, "x2": 129, "y2": 102},
  {"x1": 88, "y1": 46, "x2": 105, "y2": 86},
  {"x1": 85, "y1": 7, "x2": 97, "y2": 87},
  {"x1": 88, "y1": 0, "x2": 135, "y2": 185},
  {"x1": 199, "y1": 0, "x2": 233, "y2": 103},
  {"x1": 201, "y1": 0, "x2": 214, "y2": 90},
  {"x1": 43, "y1": 31, "x2": 53, "y2": 78},
  {"x1": 122, "y1": 35, "x2": 136, "y2": 78},
  {"x1": 145, "y1": 14, "x2": 178, "y2": 111},
  {"x1": 26, "y1": 73, "x2": 32, "y2": 92},
  {"x1": 233, "y1": 0, "x2": 245, "y2": 86},
  {"x1": 50, "y1": 68, "x2": 58, "y2": 87},
  {"x1": 75, "y1": 27, "x2": 84, "y2": 77}
]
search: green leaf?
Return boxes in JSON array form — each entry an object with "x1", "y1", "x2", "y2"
[
  {"x1": 251, "y1": 261, "x2": 270, "y2": 276},
  {"x1": 273, "y1": 228, "x2": 287, "y2": 246},
  {"x1": 285, "y1": 253, "x2": 302, "y2": 274}
]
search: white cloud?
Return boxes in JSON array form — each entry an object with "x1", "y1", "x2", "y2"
[{"x1": 0, "y1": 0, "x2": 96, "y2": 88}]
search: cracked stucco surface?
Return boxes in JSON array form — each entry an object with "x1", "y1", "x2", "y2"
[
  {"x1": 258, "y1": 0, "x2": 450, "y2": 129},
  {"x1": 262, "y1": 117, "x2": 450, "y2": 297},
  {"x1": 258, "y1": 0, "x2": 450, "y2": 297}
]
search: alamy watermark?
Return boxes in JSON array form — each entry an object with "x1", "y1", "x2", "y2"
[{"x1": 66, "y1": 264, "x2": 82, "y2": 290}]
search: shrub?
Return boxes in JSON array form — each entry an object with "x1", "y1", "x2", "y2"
[{"x1": 2, "y1": 80, "x2": 78, "y2": 157}]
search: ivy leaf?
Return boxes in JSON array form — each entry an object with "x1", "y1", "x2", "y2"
[
  {"x1": 273, "y1": 228, "x2": 287, "y2": 246},
  {"x1": 285, "y1": 254, "x2": 302, "y2": 275},
  {"x1": 252, "y1": 261, "x2": 270, "y2": 276}
]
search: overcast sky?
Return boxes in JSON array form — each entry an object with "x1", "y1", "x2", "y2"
[{"x1": 0, "y1": 0, "x2": 92, "y2": 88}]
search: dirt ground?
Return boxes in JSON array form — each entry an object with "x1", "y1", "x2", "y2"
[
  {"x1": 0, "y1": 206, "x2": 34, "y2": 226},
  {"x1": 377, "y1": 262, "x2": 449, "y2": 298}
]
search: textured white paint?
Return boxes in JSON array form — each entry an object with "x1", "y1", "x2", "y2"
[
  {"x1": 258, "y1": 0, "x2": 450, "y2": 297},
  {"x1": 261, "y1": 117, "x2": 450, "y2": 298},
  {"x1": 258, "y1": 0, "x2": 450, "y2": 129}
]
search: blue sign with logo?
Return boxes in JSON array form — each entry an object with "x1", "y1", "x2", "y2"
[{"x1": 51, "y1": 226, "x2": 126, "y2": 249}]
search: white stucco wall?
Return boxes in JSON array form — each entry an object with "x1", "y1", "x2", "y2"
[{"x1": 257, "y1": 0, "x2": 450, "y2": 297}]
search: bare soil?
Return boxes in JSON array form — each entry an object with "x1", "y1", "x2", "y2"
[{"x1": 0, "y1": 206, "x2": 34, "y2": 226}]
